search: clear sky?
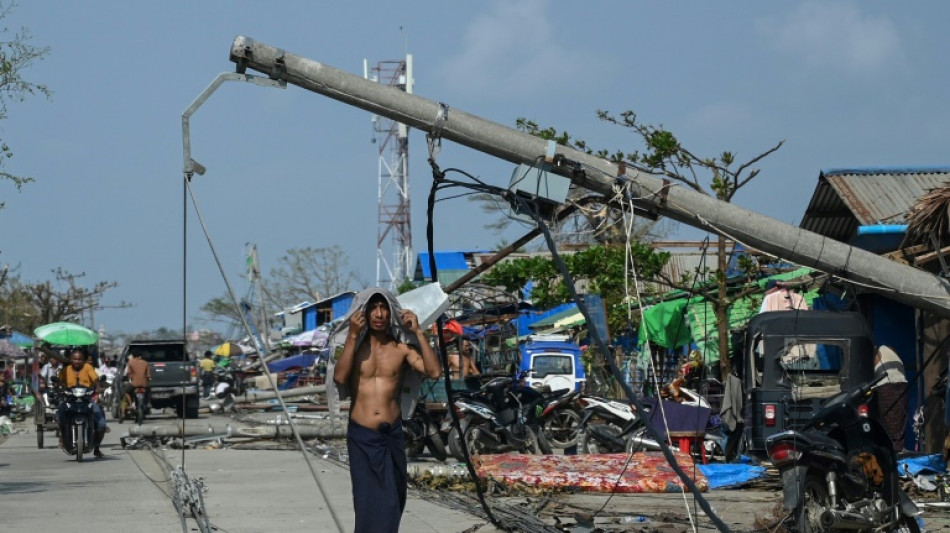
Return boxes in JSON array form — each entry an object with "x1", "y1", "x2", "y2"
[{"x1": 2, "y1": 1, "x2": 948, "y2": 337}]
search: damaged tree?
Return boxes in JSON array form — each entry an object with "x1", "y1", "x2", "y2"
[{"x1": 517, "y1": 115, "x2": 783, "y2": 375}]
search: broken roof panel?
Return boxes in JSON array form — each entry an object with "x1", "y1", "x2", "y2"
[{"x1": 800, "y1": 167, "x2": 950, "y2": 243}]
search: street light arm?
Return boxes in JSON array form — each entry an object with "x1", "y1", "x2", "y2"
[{"x1": 181, "y1": 72, "x2": 286, "y2": 177}]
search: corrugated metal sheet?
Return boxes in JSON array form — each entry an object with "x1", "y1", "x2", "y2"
[
  {"x1": 417, "y1": 251, "x2": 468, "y2": 278},
  {"x1": 800, "y1": 168, "x2": 950, "y2": 243},
  {"x1": 414, "y1": 250, "x2": 491, "y2": 281}
]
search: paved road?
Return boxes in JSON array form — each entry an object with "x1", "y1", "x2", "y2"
[{"x1": 0, "y1": 412, "x2": 491, "y2": 533}]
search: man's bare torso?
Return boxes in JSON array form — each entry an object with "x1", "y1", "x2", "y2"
[{"x1": 348, "y1": 335, "x2": 410, "y2": 428}]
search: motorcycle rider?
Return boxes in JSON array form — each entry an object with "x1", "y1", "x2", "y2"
[
  {"x1": 124, "y1": 351, "x2": 151, "y2": 415},
  {"x1": 57, "y1": 347, "x2": 108, "y2": 458},
  {"x1": 98, "y1": 356, "x2": 117, "y2": 380},
  {"x1": 38, "y1": 354, "x2": 62, "y2": 394}
]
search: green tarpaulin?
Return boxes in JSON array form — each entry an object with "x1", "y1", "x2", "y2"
[
  {"x1": 686, "y1": 297, "x2": 761, "y2": 364},
  {"x1": 638, "y1": 267, "x2": 820, "y2": 363},
  {"x1": 638, "y1": 298, "x2": 693, "y2": 349},
  {"x1": 688, "y1": 276, "x2": 820, "y2": 364}
]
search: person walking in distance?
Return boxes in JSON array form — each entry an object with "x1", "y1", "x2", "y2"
[
  {"x1": 199, "y1": 351, "x2": 216, "y2": 398},
  {"x1": 872, "y1": 345, "x2": 908, "y2": 452},
  {"x1": 332, "y1": 288, "x2": 441, "y2": 533}
]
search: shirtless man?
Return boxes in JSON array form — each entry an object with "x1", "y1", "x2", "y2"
[
  {"x1": 447, "y1": 338, "x2": 480, "y2": 380},
  {"x1": 333, "y1": 290, "x2": 440, "y2": 533}
]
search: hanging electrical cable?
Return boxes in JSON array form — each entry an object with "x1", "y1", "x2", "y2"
[
  {"x1": 509, "y1": 173, "x2": 733, "y2": 533},
  {"x1": 183, "y1": 176, "x2": 346, "y2": 533},
  {"x1": 415, "y1": 138, "x2": 731, "y2": 532},
  {"x1": 424, "y1": 131, "x2": 513, "y2": 532},
  {"x1": 620, "y1": 181, "x2": 702, "y2": 531}
]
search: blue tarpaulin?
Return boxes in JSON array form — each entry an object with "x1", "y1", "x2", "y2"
[
  {"x1": 267, "y1": 352, "x2": 321, "y2": 373},
  {"x1": 697, "y1": 462, "x2": 768, "y2": 489},
  {"x1": 417, "y1": 251, "x2": 470, "y2": 278},
  {"x1": 516, "y1": 303, "x2": 577, "y2": 337},
  {"x1": 898, "y1": 454, "x2": 946, "y2": 476},
  {"x1": 2, "y1": 331, "x2": 34, "y2": 348}
]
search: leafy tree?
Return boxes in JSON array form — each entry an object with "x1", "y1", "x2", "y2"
[
  {"x1": 517, "y1": 112, "x2": 783, "y2": 374},
  {"x1": 0, "y1": 267, "x2": 129, "y2": 331},
  {"x1": 481, "y1": 244, "x2": 670, "y2": 335},
  {"x1": 0, "y1": 0, "x2": 51, "y2": 207}
]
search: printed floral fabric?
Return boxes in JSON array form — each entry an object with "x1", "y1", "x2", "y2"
[{"x1": 473, "y1": 451, "x2": 708, "y2": 493}]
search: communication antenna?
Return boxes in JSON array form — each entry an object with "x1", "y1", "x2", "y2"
[{"x1": 365, "y1": 54, "x2": 413, "y2": 289}]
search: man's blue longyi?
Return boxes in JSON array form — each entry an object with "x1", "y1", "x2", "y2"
[{"x1": 346, "y1": 419, "x2": 407, "y2": 533}]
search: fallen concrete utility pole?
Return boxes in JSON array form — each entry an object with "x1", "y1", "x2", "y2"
[
  {"x1": 230, "y1": 384, "x2": 325, "y2": 404},
  {"x1": 125, "y1": 421, "x2": 348, "y2": 439},
  {"x1": 229, "y1": 36, "x2": 950, "y2": 318},
  {"x1": 127, "y1": 423, "x2": 230, "y2": 438},
  {"x1": 235, "y1": 423, "x2": 346, "y2": 439}
]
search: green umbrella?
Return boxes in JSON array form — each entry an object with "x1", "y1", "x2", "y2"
[{"x1": 34, "y1": 322, "x2": 99, "y2": 346}]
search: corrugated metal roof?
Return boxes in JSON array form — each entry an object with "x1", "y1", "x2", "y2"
[
  {"x1": 800, "y1": 168, "x2": 950, "y2": 243},
  {"x1": 414, "y1": 250, "x2": 491, "y2": 281}
]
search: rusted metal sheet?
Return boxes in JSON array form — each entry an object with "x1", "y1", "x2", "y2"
[{"x1": 802, "y1": 168, "x2": 950, "y2": 242}]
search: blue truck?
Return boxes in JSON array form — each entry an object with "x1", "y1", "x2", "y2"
[{"x1": 518, "y1": 334, "x2": 585, "y2": 392}]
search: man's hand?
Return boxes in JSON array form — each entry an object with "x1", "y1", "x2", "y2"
[
  {"x1": 348, "y1": 311, "x2": 366, "y2": 339},
  {"x1": 401, "y1": 309, "x2": 420, "y2": 333}
]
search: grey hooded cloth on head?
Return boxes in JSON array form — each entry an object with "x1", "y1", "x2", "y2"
[{"x1": 326, "y1": 287, "x2": 425, "y2": 421}]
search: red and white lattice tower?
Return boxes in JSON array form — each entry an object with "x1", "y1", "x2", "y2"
[{"x1": 365, "y1": 56, "x2": 413, "y2": 289}]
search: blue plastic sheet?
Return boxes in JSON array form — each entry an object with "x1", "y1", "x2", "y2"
[
  {"x1": 898, "y1": 454, "x2": 946, "y2": 477},
  {"x1": 267, "y1": 352, "x2": 319, "y2": 373},
  {"x1": 697, "y1": 463, "x2": 768, "y2": 489}
]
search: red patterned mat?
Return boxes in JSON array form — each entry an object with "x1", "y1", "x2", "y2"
[{"x1": 473, "y1": 451, "x2": 708, "y2": 493}]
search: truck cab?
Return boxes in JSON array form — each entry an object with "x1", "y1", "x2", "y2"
[
  {"x1": 113, "y1": 340, "x2": 200, "y2": 419},
  {"x1": 519, "y1": 334, "x2": 585, "y2": 392}
]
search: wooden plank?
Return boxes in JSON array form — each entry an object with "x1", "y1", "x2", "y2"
[{"x1": 913, "y1": 244, "x2": 950, "y2": 266}]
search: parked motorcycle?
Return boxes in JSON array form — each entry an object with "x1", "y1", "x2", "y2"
[
  {"x1": 577, "y1": 395, "x2": 661, "y2": 454},
  {"x1": 404, "y1": 400, "x2": 448, "y2": 461},
  {"x1": 765, "y1": 374, "x2": 921, "y2": 532},
  {"x1": 578, "y1": 389, "x2": 715, "y2": 456},
  {"x1": 58, "y1": 385, "x2": 96, "y2": 462},
  {"x1": 447, "y1": 374, "x2": 551, "y2": 461},
  {"x1": 538, "y1": 388, "x2": 583, "y2": 449}
]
